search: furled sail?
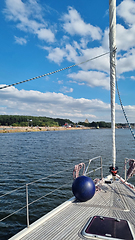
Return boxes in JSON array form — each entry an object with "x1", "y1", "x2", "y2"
[{"x1": 109, "y1": 0, "x2": 117, "y2": 168}]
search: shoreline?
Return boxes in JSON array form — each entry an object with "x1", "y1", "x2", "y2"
[{"x1": 0, "y1": 126, "x2": 91, "y2": 133}]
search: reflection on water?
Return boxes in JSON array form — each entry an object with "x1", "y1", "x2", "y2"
[{"x1": 0, "y1": 129, "x2": 135, "y2": 239}]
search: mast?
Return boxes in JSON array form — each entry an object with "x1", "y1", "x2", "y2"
[{"x1": 109, "y1": 0, "x2": 116, "y2": 168}]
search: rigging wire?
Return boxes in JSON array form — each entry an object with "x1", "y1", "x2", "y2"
[
  {"x1": 0, "y1": 51, "x2": 110, "y2": 90},
  {"x1": 116, "y1": 77, "x2": 135, "y2": 140}
]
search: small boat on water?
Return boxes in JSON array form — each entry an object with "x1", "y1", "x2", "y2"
[{"x1": 1, "y1": 0, "x2": 135, "y2": 239}]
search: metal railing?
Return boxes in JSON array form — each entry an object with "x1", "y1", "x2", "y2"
[
  {"x1": 0, "y1": 167, "x2": 73, "y2": 228},
  {"x1": 85, "y1": 156, "x2": 103, "y2": 180},
  {"x1": 0, "y1": 156, "x2": 106, "y2": 228}
]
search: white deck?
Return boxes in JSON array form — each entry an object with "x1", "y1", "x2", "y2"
[{"x1": 10, "y1": 176, "x2": 135, "y2": 240}]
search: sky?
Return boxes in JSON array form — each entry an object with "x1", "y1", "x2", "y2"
[{"x1": 0, "y1": 0, "x2": 135, "y2": 123}]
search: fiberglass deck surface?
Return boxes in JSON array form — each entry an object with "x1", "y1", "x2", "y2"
[{"x1": 11, "y1": 179, "x2": 135, "y2": 240}]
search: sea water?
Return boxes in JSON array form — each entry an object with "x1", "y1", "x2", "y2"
[{"x1": 0, "y1": 129, "x2": 135, "y2": 239}]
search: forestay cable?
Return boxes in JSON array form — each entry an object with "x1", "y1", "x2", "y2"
[{"x1": 0, "y1": 51, "x2": 110, "y2": 90}]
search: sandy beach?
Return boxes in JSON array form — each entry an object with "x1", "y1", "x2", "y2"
[{"x1": 0, "y1": 126, "x2": 90, "y2": 133}]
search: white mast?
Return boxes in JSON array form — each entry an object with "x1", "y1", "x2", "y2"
[{"x1": 109, "y1": 0, "x2": 116, "y2": 168}]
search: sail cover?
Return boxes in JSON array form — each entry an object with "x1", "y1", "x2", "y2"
[{"x1": 127, "y1": 159, "x2": 135, "y2": 180}]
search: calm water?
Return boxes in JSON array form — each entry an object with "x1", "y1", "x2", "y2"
[{"x1": 0, "y1": 129, "x2": 135, "y2": 239}]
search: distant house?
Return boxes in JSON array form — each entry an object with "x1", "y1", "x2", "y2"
[
  {"x1": 64, "y1": 123, "x2": 72, "y2": 128},
  {"x1": 85, "y1": 119, "x2": 89, "y2": 124}
]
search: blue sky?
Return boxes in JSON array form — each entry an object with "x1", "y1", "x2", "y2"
[{"x1": 0, "y1": 0, "x2": 135, "y2": 123}]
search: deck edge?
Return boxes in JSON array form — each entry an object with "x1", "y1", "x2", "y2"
[{"x1": 9, "y1": 196, "x2": 75, "y2": 240}]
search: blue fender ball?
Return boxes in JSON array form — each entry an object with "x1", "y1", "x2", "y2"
[{"x1": 72, "y1": 176, "x2": 95, "y2": 202}]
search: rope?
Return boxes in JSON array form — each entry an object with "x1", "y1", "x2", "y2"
[
  {"x1": 0, "y1": 51, "x2": 111, "y2": 90},
  {"x1": 116, "y1": 77, "x2": 135, "y2": 140},
  {"x1": 73, "y1": 163, "x2": 85, "y2": 179}
]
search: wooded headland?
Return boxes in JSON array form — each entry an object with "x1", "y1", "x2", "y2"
[{"x1": 0, "y1": 115, "x2": 133, "y2": 133}]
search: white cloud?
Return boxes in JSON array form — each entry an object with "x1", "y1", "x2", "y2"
[
  {"x1": 36, "y1": 28, "x2": 55, "y2": 42},
  {"x1": 14, "y1": 36, "x2": 27, "y2": 45},
  {"x1": 117, "y1": 48, "x2": 135, "y2": 74},
  {"x1": 45, "y1": 42, "x2": 110, "y2": 75},
  {"x1": 4, "y1": 0, "x2": 55, "y2": 43},
  {"x1": 0, "y1": 86, "x2": 108, "y2": 122},
  {"x1": 4, "y1": 0, "x2": 27, "y2": 21},
  {"x1": 58, "y1": 80, "x2": 63, "y2": 84},
  {"x1": 44, "y1": 1, "x2": 135, "y2": 79},
  {"x1": 45, "y1": 43, "x2": 83, "y2": 65},
  {"x1": 80, "y1": 38, "x2": 89, "y2": 49},
  {"x1": 131, "y1": 76, "x2": 135, "y2": 80},
  {"x1": 68, "y1": 70, "x2": 110, "y2": 90},
  {"x1": 80, "y1": 47, "x2": 110, "y2": 72},
  {"x1": 102, "y1": 1, "x2": 135, "y2": 52},
  {"x1": 65, "y1": 44, "x2": 79, "y2": 63},
  {"x1": 115, "y1": 0, "x2": 135, "y2": 53},
  {"x1": 3, "y1": 0, "x2": 135, "y2": 95},
  {"x1": 117, "y1": 0, "x2": 135, "y2": 25},
  {"x1": 60, "y1": 86, "x2": 73, "y2": 93},
  {"x1": 61, "y1": 7, "x2": 102, "y2": 40},
  {"x1": 0, "y1": 86, "x2": 134, "y2": 123},
  {"x1": 116, "y1": 24, "x2": 135, "y2": 51},
  {"x1": 45, "y1": 47, "x2": 66, "y2": 64}
]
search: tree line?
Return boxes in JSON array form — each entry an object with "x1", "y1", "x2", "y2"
[
  {"x1": 0, "y1": 115, "x2": 73, "y2": 127},
  {"x1": 0, "y1": 115, "x2": 132, "y2": 128},
  {"x1": 78, "y1": 121, "x2": 111, "y2": 128}
]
